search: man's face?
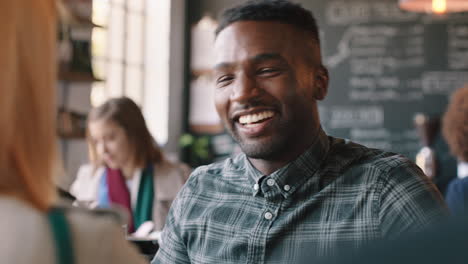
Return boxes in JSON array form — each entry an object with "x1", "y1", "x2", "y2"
[{"x1": 213, "y1": 21, "x2": 328, "y2": 161}]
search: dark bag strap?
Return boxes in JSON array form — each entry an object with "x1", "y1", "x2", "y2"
[{"x1": 47, "y1": 208, "x2": 75, "y2": 264}]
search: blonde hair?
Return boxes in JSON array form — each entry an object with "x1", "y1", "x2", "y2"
[
  {"x1": 87, "y1": 97, "x2": 164, "y2": 171},
  {"x1": 0, "y1": 0, "x2": 57, "y2": 211}
]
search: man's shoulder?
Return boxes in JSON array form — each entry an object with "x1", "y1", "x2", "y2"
[
  {"x1": 325, "y1": 137, "x2": 424, "y2": 188},
  {"x1": 329, "y1": 137, "x2": 417, "y2": 174},
  {"x1": 181, "y1": 154, "x2": 247, "y2": 195},
  {"x1": 359, "y1": 148, "x2": 417, "y2": 175},
  {"x1": 190, "y1": 154, "x2": 246, "y2": 178}
]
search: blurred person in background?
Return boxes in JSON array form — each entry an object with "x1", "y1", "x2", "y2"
[
  {"x1": 443, "y1": 85, "x2": 468, "y2": 215},
  {"x1": 0, "y1": 1, "x2": 146, "y2": 263},
  {"x1": 70, "y1": 97, "x2": 191, "y2": 233}
]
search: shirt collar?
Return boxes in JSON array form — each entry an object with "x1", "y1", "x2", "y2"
[
  {"x1": 458, "y1": 161, "x2": 468, "y2": 179},
  {"x1": 244, "y1": 127, "x2": 330, "y2": 198}
]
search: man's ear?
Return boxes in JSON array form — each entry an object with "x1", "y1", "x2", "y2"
[{"x1": 313, "y1": 65, "x2": 329, "y2": 100}]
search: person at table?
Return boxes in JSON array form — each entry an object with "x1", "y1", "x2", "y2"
[
  {"x1": 0, "y1": 1, "x2": 146, "y2": 263},
  {"x1": 70, "y1": 97, "x2": 191, "y2": 233},
  {"x1": 442, "y1": 85, "x2": 468, "y2": 215},
  {"x1": 152, "y1": 1, "x2": 447, "y2": 263}
]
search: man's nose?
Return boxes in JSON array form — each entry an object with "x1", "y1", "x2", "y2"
[{"x1": 230, "y1": 73, "x2": 260, "y2": 103}]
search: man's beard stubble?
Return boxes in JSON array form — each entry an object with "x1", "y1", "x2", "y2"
[{"x1": 224, "y1": 120, "x2": 291, "y2": 160}]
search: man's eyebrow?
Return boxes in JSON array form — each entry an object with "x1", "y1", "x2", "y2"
[
  {"x1": 213, "y1": 62, "x2": 232, "y2": 71},
  {"x1": 213, "y1": 53, "x2": 286, "y2": 71},
  {"x1": 251, "y1": 53, "x2": 285, "y2": 63}
]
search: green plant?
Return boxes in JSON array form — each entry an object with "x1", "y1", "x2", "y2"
[{"x1": 179, "y1": 133, "x2": 211, "y2": 167}]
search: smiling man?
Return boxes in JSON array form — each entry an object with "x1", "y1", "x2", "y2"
[{"x1": 152, "y1": 1, "x2": 447, "y2": 264}]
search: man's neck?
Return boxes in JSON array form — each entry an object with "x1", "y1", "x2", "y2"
[
  {"x1": 246, "y1": 125, "x2": 324, "y2": 175},
  {"x1": 248, "y1": 158, "x2": 287, "y2": 176},
  {"x1": 248, "y1": 141, "x2": 315, "y2": 175}
]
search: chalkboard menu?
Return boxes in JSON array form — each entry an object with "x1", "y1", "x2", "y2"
[{"x1": 298, "y1": 0, "x2": 468, "y2": 191}]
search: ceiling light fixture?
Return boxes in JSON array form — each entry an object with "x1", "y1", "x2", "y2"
[{"x1": 399, "y1": 0, "x2": 468, "y2": 14}]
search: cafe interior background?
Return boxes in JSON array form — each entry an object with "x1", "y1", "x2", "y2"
[{"x1": 57, "y1": 0, "x2": 468, "y2": 198}]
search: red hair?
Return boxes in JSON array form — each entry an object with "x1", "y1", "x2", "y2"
[
  {"x1": 442, "y1": 85, "x2": 468, "y2": 161},
  {"x1": 0, "y1": 0, "x2": 58, "y2": 211}
]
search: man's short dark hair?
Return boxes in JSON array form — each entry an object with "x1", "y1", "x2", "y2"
[{"x1": 215, "y1": 0, "x2": 320, "y2": 44}]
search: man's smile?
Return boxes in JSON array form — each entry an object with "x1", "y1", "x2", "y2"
[
  {"x1": 233, "y1": 109, "x2": 277, "y2": 137},
  {"x1": 238, "y1": 110, "x2": 274, "y2": 125}
]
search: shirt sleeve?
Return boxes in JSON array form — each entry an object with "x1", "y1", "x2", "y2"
[
  {"x1": 69, "y1": 164, "x2": 92, "y2": 198},
  {"x1": 378, "y1": 161, "x2": 449, "y2": 238},
  {"x1": 70, "y1": 164, "x2": 102, "y2": 201},
  {"x1": 151, "y1": 185, "x2": 191, "y2": 264}
]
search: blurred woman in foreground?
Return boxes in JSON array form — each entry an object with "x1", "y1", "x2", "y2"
[
  {"x1": 0, "y1": 1, "x2": 146, "y2": 263},
  {"x1": 70, "y1": 97, "x2": 190, "y2": 233}
]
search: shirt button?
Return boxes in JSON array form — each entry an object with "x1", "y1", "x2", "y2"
[
  {"x1": 266, "y1": 179, "x2": 275, "y2": 186},
  {"x1": 264, "y1": 212, "x2": 273, "y2": 220},
  {"x1": 253, "y1": 184, "x2": 259, "y2": 191},
  {"x1": 283, "y1": 185, "x2": 291, "y2": 191}
]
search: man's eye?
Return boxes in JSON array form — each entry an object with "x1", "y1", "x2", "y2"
[
  {"x1": 216, "y1": 75, "x2": 234, "y2": 86},
  {"x1": 257, "y1": 67, "x2": 280, "y2": 76}
]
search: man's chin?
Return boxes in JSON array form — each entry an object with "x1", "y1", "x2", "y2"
[
  {"x1": 230, "y1": 128, "x2": 283, "y2": 159},
  {"x1": 239, "y1": 140, "x2": 282, "y2": 160}
]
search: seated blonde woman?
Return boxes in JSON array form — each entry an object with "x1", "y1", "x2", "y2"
[
  {"x1": 0, "y1": 1, "x2": 146, "y2": 263},
  {"x1": 70, "y1": 97, "x2": 190, "y2": 233}
]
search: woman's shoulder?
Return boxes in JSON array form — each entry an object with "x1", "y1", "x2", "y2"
[
  {"x1": 154, "y1": 159, "x2": 192, "y2": 179},
  {"x1": 71, "y1": 164, "x2": 105, "y2": 186},
  {"x1": 62, "y1": 206, "x2": 147, "y2": 264},
  {"x1": 76, "y1": 163, "x2": 105, "y2": 178},
  {"x1": 64, "y1": 206, "x2": 127, "y2": 241},
  {"x1": 63, "y1": 204, "x2": 126, "y2": 226},
  {"x1": 69, "y1": 164, "x2": 105, "y2": 201},
  {"x1": 0, "y1": 198, "x2": 146, "y2": 264}
]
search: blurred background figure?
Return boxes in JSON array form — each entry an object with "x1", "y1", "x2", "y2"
[
  {"x1": 70, "y1": 97, "x2": 190, "y2": 233},
  {"x1": 0, "y1": 0, "x2": 146, "y2": 263},
  {"x1": 442, "y1": 85, "x2": 468, "y2": 215}
]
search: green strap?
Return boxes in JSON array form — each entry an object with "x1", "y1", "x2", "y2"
[
  {"x1": 133, "y1": 164, "x2": 154, "y2": 229},
  {"x1": 47, "y1": 208, "x2": 75, "y2": 264}
]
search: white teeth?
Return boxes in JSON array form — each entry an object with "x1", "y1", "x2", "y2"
[{"x1": 239, "y1": 111, "x2": 274, "y2": 125}]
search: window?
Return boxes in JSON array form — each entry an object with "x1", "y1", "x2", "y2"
[{"x1": 91, "y1": 0, "x2": 171, "y2": 145}]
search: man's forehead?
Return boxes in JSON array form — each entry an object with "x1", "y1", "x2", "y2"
[
  {"x1": 213, "y1": 21, "x2": 299, "y2": 62},
  {"x1": 213, "y1": 21, "x2": 317, "y2": 68},
  {"x1": 215, "y1": 20, "x2": 300, "y2": 44},
  {"x1": 213, "y1": 53, "x2": 286, "y2": 70}
]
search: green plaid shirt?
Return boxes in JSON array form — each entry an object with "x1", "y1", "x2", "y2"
[{"x1": 153, "y1": 129, "x2": 447, "y2": 264}]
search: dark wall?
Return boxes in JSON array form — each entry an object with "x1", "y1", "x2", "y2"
[
  {"x1": 188, "y1": 0, "x2": 246, "y2": 24},
  {"x1": 187, "y1": 0, "x2": 467, "y2": 193}
]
